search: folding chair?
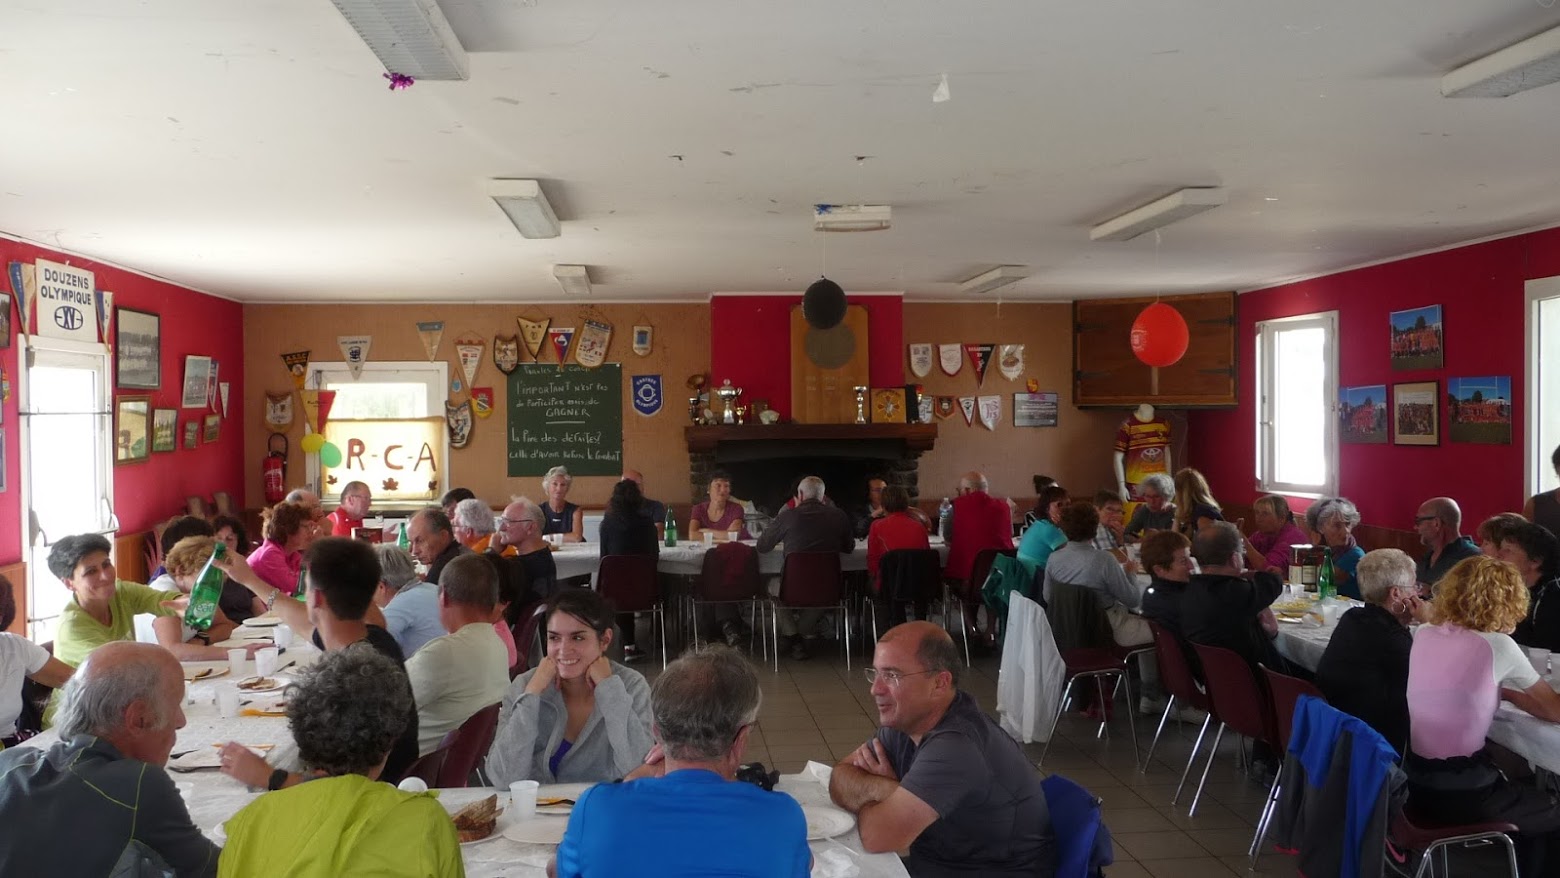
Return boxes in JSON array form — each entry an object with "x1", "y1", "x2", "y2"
[{"x1": 771, "y1": 552, "x2": 850, "y2": 671}]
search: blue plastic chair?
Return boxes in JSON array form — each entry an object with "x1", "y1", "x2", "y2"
[{"x1": 1042, "y1": 774, "x2": 1114, "y2": 878}]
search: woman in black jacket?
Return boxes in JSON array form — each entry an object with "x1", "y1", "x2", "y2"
[{"x1": 599, "y1": 479, "x2": 658, "y2": 661}]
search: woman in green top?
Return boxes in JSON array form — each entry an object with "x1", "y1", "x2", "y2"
[{"x1": 50, "y1": 533, "x2": 182, "y2": 669}]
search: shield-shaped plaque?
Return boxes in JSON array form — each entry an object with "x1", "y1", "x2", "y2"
[
  {"x1": 446, "y1": 399, "x2": 473, "y2": 449},
  {"x1": 493, "y1": 335, "x2": 520, "y2": 374}
]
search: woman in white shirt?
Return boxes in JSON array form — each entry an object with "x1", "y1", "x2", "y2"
[{"x1": 0, "y1": 575, "x2": 73, "y2": 745}]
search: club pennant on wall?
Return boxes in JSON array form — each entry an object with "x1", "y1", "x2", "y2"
[
  {"x1": 632, "y1": 325, "x2": 653, "y2": 356},
  {"x1": 518, "y1": 316, "x2": 550, "y2": 360},
  {"x1": 282, "y1": 350, "x2": 311, "y2": 391},
  {"x1": 471, "y1": 387, "x2": 494, "y2": 419},
  {"x1": 299, "y1": 389, "x2": 337, "y2": 435},
  {"x1": 934, "y1": 396, "x2": 957, "y2": 420},
  {"x1": 958, "y1": 397, "x2": 976, "y2": 426},
  {"x1": 264, "y1": 391, "x2": 294, "y2": 428},
  {"x1": 631, "y1": 374, "x2": 663, "y2": 416},
  {"x1": 219, "y1": 382, "x2": 230, "y2": 419},
  {"x1": 456, "y1": 339, "x2": 484, "y2": 388},
  {"x1": 998, "y1": 344, "x2": 1024, "y2": 381},
  {"x1": 97, "y1": 290, "x2": 114, "y2": 348},
  {"x1": 416, "y1": 321, "x2": 445, "y2": 362},
  {"x1": 446, "y1": 400, "x2": 473, "y2": 448},
  {"x1": 918, "y1": 394, "x2": 934, "y2": 424},
  {"x1": 574, "y1": 319, "x2": 612, "y2": 369},
  {"x1": 493, "y1": 335, "x2": 520, "y2": 374},
  {"x1": 548, "y1": 327, "x2": 576, "y2": 366},
  {"x1": 8, "y1": 263, "x2": 36, "y2": 335},
  {"x1": 338, "y1": 335, "x2": 372, "y2": 380},
  {"x1": 938, "y1": 344, "x2": 962, "y2": 377},
  {"x1": 965, "y1": 343, "x2": 995, "y2": 385},
  {"x1": 908, "y1": 344, "x2": 933, "y2": 378},
  {"x1": 978, "y1": 394, "x2": 1000, "y2": 431}
]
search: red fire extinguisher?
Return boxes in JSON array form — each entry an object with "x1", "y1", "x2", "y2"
[{"x1": 263, "y1": 433, "x2": 288, "y2": 504}]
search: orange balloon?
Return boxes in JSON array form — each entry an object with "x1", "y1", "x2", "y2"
[{"x1": 1130, "y1": 303, "x2": 1190, "y2": 367}]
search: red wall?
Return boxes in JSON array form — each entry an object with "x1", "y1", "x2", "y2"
[
  {"x1": 709, "y1": 294, "x2": 904, "y2": 419},
  {"x1": 0, "y1": 237, "x2": 245, "y2": 564},
  {"x1": 1190, "y1": 228, "x2": 1560, "y2": 532}
]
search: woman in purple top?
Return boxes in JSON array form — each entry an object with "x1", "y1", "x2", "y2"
[
  {"x1": 1244, "y1": 495, "x2": 1308, "y2": 577},
  {"x1": 245, "y1": 501, "x2": 314, "y2": 596},
  {"x1": 688, "y1": 471, "x2": 749, "y2": 541}
]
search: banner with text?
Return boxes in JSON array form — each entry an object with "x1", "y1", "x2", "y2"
[
  {"x1": 34, "y1": 259, "x2": 98, "y2": 342},
  {"x1": 321, "y1": 417, "x2": 445, "y2": 502}
]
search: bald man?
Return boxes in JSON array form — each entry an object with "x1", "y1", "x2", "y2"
[
  {"x1": 830, "y1": 623, "x2": 1054, "y2": 877},
  {"x1": 1414, "y1": 497, "x2": 1480, "y2": 588},
  {"x1": 943, "y1": 471, "x2": 1015, "y2": 582},
  {"x1": 0, "y1": 642, "x2": 218, "y2": 877},
  {"x1": 622, "y1": 469, "x2": 666, "y2": 538}
]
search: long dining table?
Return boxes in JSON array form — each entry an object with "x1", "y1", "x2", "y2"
[{"x1": 548, "y1": 536, "x2": 948, "y2": 581}]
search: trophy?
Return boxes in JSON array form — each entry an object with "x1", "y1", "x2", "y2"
[
  {"x1": 688, "y1": 396, "x2": 703, "y2": 426},
  {"x1": 853, "y1": 385, "x2": 869, "y2": 424},
  {"x1": 716, "y1": 379, "x2": 744, "y2": 425}
]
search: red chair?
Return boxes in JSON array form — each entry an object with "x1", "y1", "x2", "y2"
[
  {"x1": 1390, "y1": 809, "x2": 1519, "y2": 878},
  {"x1": 771, "y1": 552, "x2": 850, "y2": 671},
  {"x1": 1249, "y1": 665, "x2": 1325, "y2": 869},
  {"x1": 1187, "y1": 644, "x2": 1280, "y2": 817},
  {"x1": 1140, "y1": 622, "x2": 1215, "y2": 799},
  {"x1": 865, "y1": 549, "x2": 944, "y2": 644},
  {"x1": 597, "y1": 554, "x2": 667, "y2": 669},
  {"x1": 1038, "y1": 581, "x2": 1139, "y2": 769},
  {"x1": 508, "y1": 600, "x2": 545, "y2": 679},
  {"x1": 401, "y1": 702, "x2": 501, "y2": 788},
  {"x1": 688, "y1": 541, "x2": 768, "y2": 659}
]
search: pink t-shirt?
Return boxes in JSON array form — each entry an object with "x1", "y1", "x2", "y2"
[
  {"x1": 1407, "y1": 623, "x2": 1538, "y2": 759},
  {"x1": 248, "y1": 539, "x2": 302, "y2": 596},
  {"x1": 494, "y1": 620, "x2": 518, "y2": 669}
]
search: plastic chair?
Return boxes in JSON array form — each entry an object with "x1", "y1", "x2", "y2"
[
  {"x1": 771, "y1": 552, "x2": 850, "y2": 671},
  {"x1": 597, "y1": 554, "x2": 667, "y2": 669},
  {"x1": 1390, "y1": 808, "x2": 1519, "y2": 878},
  {"x1": 1042, "y1": 774, "x2": 1114, "y2": 878},
  {"x1": 15, "y1": 641, "x2": 54, "y2": 741},
  {"x1": 508, "y1": 600, "x2": 545, "y2": 679},
  {"x1": 687, "y1": 541, "x2": 768, "y2": 660},
  {"x1": 948, "y1": 547, "x2": 1016, "y2": 660},
  {"x1": 1140, "y1": 622, "x2": 1214, "y2": 804},
  {"x1": 1249, "y1": 665, "x2": 1325, "y2": 869},
  {"x1": 1187, "y1": 644, "x2": 1280, "y2": 818},
  {"x1": 1039, "y1": 582, "x2": 1139, "y2": 768},
  {"x1": 401, "y1": 702, "x2": 501, "y2": 788},
  {"x1": 865, "y1": 549, "x2": 944, "y2": 643}
]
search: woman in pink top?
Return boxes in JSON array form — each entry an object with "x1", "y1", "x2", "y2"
[
  {"x1": 1406, "y1": 556, "x2": 1560, "y2": 874},
  {"x1": 1243, "y1": 495, "x2": 1308, "y2": 577},
  {"x1": 245, "y1": 501, "x2": 315, "y2": 596},
  {"x1": 688, "y1": 472, "x2": 749, "y2": 540}
]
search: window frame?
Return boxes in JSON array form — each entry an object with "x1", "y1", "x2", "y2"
[
  {"x1": 1526, "y1": 275, "x2": 1560, "y2": 497},
  {"x1": 305, "y1": 360, "x2": 450, "y2": 507},
  {"x1": 1255, "y1": 310, "x2": 1339, "y2": 499}
]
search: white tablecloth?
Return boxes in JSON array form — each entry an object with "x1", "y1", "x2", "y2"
[{"x1": 551, "y1": 538, "x2": 948, "y2": 580}]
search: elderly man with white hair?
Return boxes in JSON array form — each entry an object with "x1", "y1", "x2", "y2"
[
  {"x1": 489, "y1": 496, "x2": 559, "y2": 602},
  {"x1": 0, "y1": 641, "x2": 218, "y2": 877},
  {"x1": 757, "y1": 475, "x2": 856, "y2": 660},
  {"x1": 452, "y1": 497, "x2": 513, "y2": 557},
  {"x1": 1123, "y1": 472, "x2": 1176, "y2": 542}
]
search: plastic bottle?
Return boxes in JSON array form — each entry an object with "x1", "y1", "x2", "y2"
[
  {"x1": 937, "y1": 497, "x2": 953, "y2": 539},
  {"x1": 664, "y1": 506, "x2": 678, "y2": 547},
  {"x1": 183, "y1": 542, "x2": 226, "y2": 631}
]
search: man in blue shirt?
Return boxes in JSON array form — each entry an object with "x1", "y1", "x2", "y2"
[{"x1": 550, "y1": 645, "x2": 810, "y2": 878}]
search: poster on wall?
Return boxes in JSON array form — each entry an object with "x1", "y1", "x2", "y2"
[
  {"x1": 1339, "y1": 385, "x2": 1388, "y2": 445},
  {"x1": 1013, "y1": 392, "x2": 1059, "y2": 427},
  {"x1": 181, "y1": 356, "x2": 213, "y2": 408},
  {"x1": 115, "y1": 308, "x2": 160, "y2": 388},
  {"x1": 33, "y1": 259, "x2": 98, "y2": 342},
  {"x1": 1393, "y1": 380, "x2": 1439, "y2": 446},
  {"x1": 0, "y1": 292, "x2": 10, "y2": 349},
  {"x1": 1389, "y1": 305, "x2": 1443, "y2": 371},
  {"x1": 1447, "y1": 376, "x2": 1512, "y2": 445}
]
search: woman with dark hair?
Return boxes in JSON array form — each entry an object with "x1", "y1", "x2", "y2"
[
  {"x1": 246, "y1": 501, "x2": 315, "y2": 596},
  {"x1": 866, "y1": 485, "x2": 932, "y2": 583},
  {"x1": 1503, "y1": 522, "x2": 1560, "y2": 653},
  {"x1": 689, "y1": 471, "x2": 749, "y2": 540},
  {"x1": 211, "y1": 514, "x2": 251, "y2": 556},
  {"x1": 486, "y1": 588, "x2": 654, "y2": 786},
  {"x1": 599, "y1": 479, "x2": 659, "y2": 662},
  {"x1": 1479, "y1": 513, "x2": 1531, "y2": 558},
  {"x1": 0, "y1": 575, "x2": 73, "y2": 745},
  {"x1": 1016, "y1": 485, "x2": 1070, "y2": 579},
  {"x1": 1524, "y1": 445, "x2": 1560, "y2": 537},
  {"x1": 440, "y1": 487, "x2": 476, "y2": 521}
]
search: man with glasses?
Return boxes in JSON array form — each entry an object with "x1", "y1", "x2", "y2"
[
  {"x1": 1414, "y1": 497, "x2": 1480, "y2": 589},
  {"x1": 490, "y1": 497, "x2": 558, "y2": 601},
  {"x1": 829, "y1": 622, "x2": 1054, "y2": 877},
  {"x1": 327, "y1": 481, "x2": 373, "y2": 537}
]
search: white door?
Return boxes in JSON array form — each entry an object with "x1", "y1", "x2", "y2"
[{"x1": 19, "y1": 337, "x2": 115, "y2": 643}]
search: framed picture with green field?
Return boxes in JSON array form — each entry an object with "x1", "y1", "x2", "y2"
[
  {"x1": 1447, "y1": 376, "x2": 1512, "y2": 445},
  {"x1": 1389, "y1": 304, "x2": 1443, "y2": 371}
]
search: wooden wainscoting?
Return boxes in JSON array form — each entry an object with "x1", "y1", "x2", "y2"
[
  {"x1": 114, "y1": 531, "x2": 152, "y2": 584},
  {"x1": 1, "y1": 561, "x2": 25, "y2": 635}
]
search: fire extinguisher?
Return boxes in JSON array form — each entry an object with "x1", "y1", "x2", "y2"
[{"x1": 263, "y1": 433, "x2": 288, "y2": 504}]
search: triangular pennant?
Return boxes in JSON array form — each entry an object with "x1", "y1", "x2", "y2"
[
  {"x1": 938, "y1": 344, "x2": 962, "y2": 377},
  {"x1": 978, "y1": 394, "x2": 1000, "y2": 431},
  {"x1": 965, "y1": 343, "x2": 995, "y2": 385},
  {"x1": 97, "y1": 290, "x2": 114, "y2": 348},
  {"x1": 416, "y1": 321, "x2": 445, "y2": 362},
  {"x1": 998, "y1": 344, "x2": 1024, "y2": 381},
  {"x1": 282, "y1": 350, "x2": 311, "y2": 391},
  {"x1": 219, "y1": 382, "x2": 231, "y2": 419},
  {"x1": 575, "y1": 319, "x2": 613, "y2": 368},
  {"x1": 934, "y1": 396, "x2": 957, "y2": 420},
  {"x1": 518, "y1": 316, "x2": 550, "y2": 360},
  {"x1": 548, "y1": 327, "x2": 576, "y2": 365},
  {"x1": 959, "y1": 396, "x2": 976, "y2": 426},
  {"x1": 456, "y1": 340, "x2": 484, "y2": 387},
  {"x1": 299, "y1": 389, "x2": 338, "y2": 434},
  {"x1": 493, "y1": 335, "x2": 520, "y2": 374},
  {"x1": 338, "y1": 335, "x2": 372, "y2": 380},
  {"x1": 908, "y1": 344, "x2": 933, "y2": 378}
]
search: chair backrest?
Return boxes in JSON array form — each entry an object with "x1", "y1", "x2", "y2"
[
  {"x1": 596, "y1": 554, "x2": 660, "y2": 613},
  {"x1": 1045, "y1": 580, "x2": 1114, "y2": 653},
  {"x1": 1147, "y1": 622, "x2": 1209, "y2": 711},
  {"x1": 878, "y1": 549, "x2": 943, "y2": 605},
  {"x1": 966, "y1": 547, "x2": 1017, "y2": 599},
  {"x1": 509, "y1": 599, "x2": 545, "y2": 677},
  {"x1": 16, "y1": 641, "x2": 54, "y2": 740},
  {"x1": 435, "y1": 702, "x2": 502, "y2": 787},
  {"x1": 1041, "y1": 774, "x2": 1113, "y2": 878},
  {"x1": 1192, "y1": 643, "x2": 1277, "y2": 745},
  {"x1": 778, "y1": 552, "x2": 844, "y2": 606},
  {"x1": 696, "y1": 541, "x2": 764, "y2": 601},
  {"x1": 1261, "y1": 664, "x2": 1326, "y2": 753}
]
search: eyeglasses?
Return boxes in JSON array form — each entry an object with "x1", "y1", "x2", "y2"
[
  {"x1": 500, "y1": 517, "x2": 533, "y2": 528},
  {"x1": 864, "y1": 668, "x2": 938, "y2": 686},
  {"x1": 1414, "y1": 515, "x2": 1438, "y2": 524}
]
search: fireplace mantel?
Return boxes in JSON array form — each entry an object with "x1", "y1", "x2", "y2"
[{"x1": 684, "y1": 423, "x2": 939, "y2": 454}]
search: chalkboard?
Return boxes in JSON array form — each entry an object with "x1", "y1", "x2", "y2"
[{"x1": 507, "y1": 363, "x2": 623, "y2": 476}]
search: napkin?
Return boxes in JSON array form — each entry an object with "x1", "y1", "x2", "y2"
[
  {"x1": 804, "y1": 760, "x2": 833, "y2": 787},
  {"x1": 811, "y1": 847, "x2": 859, "y2": 878}
]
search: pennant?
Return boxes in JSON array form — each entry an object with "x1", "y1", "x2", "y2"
[
  {"x1": 918, "y1": 394, "x2": 934, "y2": 424},
  {"x1": 908, "y1": 344, "x2": 933, "y2": 378},
  {"x1": 575, "y1": 319, "x2": 612, "y2": 369},
  {"x1": 493, "y1": 335, "x2": 520, "y2": 374},
  {"x1": 219, "y1": 382, "x2": 231, "y2": 419},
  {"x1": 446, "y1": 400, "x2": 473, "y2": 449},
  {"x1": 97, "y1": 290, "x2": 114, "y2": 348},
  {"x1": 518, "y1": 316, "x2": 550, "y2": 360},
  {"x1": 207, "y1": 361, "x2": 220, "y2": 413},
  {"x1": 632, "y1": 325, "x2": 653, "y2": 356},
  {"x1": 958, "y1": 397, "x2": 976, "y2": 426},
  {"x1": 0, "y1": 293, "x2": 10, "y2": 351},
  {"x1": 978, "y1": 394, "x2": 1001, "y2": 431},
  {"x1": 938, "y1": 344, "x2": 962, "y2": 377},
  {"x1": 998, "y1": 344, "x2": 1024, "y2": 381},
  {"x1": 416, "y1": 320, "x2": 445, "y2": 362},
  {"x1": 548, "y1": 327, "x2": 576, "y2": 365},
  {"x1": 7, "y1": 263, "x2": 33, "y2": 334},
  {"x1": 965, "y1": 344, "x2": 995, "y2": 385},
  {"x1": 282, "y1": 351, "x2": 311, "y2": 391},
  {"x1": 264, "y1": 391, "x2": 294, "y2": 428},
  {"x1": 471, "y1": 387, "x2": 494, "y2": 419},
  {"x1": 632, "y1": 374, "x2": 663, "y2": 416},
  {"x1": 456, "y1": 340, "x2": 484, "y2": 390},
  {"x1": 299, "y1": 389, "x2": 337, "y2": 434},
  {"x1": 335, "y1": 335, "x2": 370, "y2": 380},
  {"x1": 934, "y1": 396, "x2": 957, "y2": 420}
]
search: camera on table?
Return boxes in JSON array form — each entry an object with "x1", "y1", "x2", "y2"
[{"x1": 736, "y1": 762, "x2": 779, "y2": 791}]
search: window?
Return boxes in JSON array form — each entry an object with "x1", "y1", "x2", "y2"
[
  {"x1": 1528, "y1": 277, "x2": 1560, "y2": 497},
  {"x1": 1256, "y1": 311, "x2": 1338, "y2": 497},
  {"x1": 306, "y1": 361, "x2": 449, "y2": 505}
]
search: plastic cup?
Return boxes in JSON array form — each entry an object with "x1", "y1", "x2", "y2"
[
  {"x1": 216, "y1": 684, "x2": 241, "y2": 718},
  {"x1": 227, "y1": 649, "x2": 247, "y2": 677},
  {"x1": 273, "y1": 626, "x2": 294, "y2": 649},
  {"x1": 1528, "y1": 647, "x2": 1552, "y2": 676},
  {"x1": 510, "y1": 780, "x2": 539, "y2": 818},
  {"x1": 703, "y1": 531, "x2": 715, "y2": 547},
  {"x1": 254, "y1": 647, "x2": 279, "y2": 677}
]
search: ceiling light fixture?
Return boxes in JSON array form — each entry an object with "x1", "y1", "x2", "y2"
[
  {"x1": 1442, "y1": 23, "x2": 1560, "y2": 98},
  {"x1": 814, "y1": 204, "x2": 892, "y2": 232},
  {"x1": 552, "y1": 264, "x2": 591, "y2": 296},
  {"x1": 489, "y1": 180, "x2": 560, "y2": 239},
  {"x1": 959, "y1": 266, "x2": 1029, "y2": 295},
  {"x1": 1090, "y1": 187, "x2": 1227, "y2": 242},
  {"x1": 327, "y1": 0, "x2": 469, "y2": 81}
]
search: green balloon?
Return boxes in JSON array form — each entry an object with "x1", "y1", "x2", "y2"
[{"x1": 319, "y1": 442, "x2": 344, "y2": 468}]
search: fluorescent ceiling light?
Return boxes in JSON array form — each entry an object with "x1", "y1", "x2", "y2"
[
  {"x1": 959, "y1": 266, "x2": 1029, "y2": 295},
  {"x1": 814, "y1": 204, "x2": 892, "y2": 232},
  {"x1": 1442, "y1": 23, "x2": 1560, "y2": 98},
  {"x1": 553, "y1": 264, "x2": 592, "y2": 296},
  {"x1": 1090, "y1": 187, "x2": 1227, "y2": 242},
  {"x1": 328, "y1": 0, "x2": 469, "y2": 81},
  {"x1": 490, "y1": 180, "x2": 560, "y2": 239}
]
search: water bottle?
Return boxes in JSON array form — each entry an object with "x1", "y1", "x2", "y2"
[
  {"x1": 937, "y1": 497, "x2": 953, "y2": 539},
  {"x1": 1317, "y1": 547, "x2": 1336, "y2": 603},
  {"x1": 295, "y1": 565, "x2": 308, "y2": 602},
  {"x1": 397, "y1": 521, "x2": 410, "y2": 550},
  {"x1": 183, "y1": 542, "x2": 225, "y2": 631},
  {"x1": 664, "y1": 506, "x2": 678, "y2": 547}
]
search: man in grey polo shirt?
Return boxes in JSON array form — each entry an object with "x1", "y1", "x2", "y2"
[
  {"x1": 0, "y1": 641, "x2": 218, "y2": 877},
  {"x1": 829, "y1": 622, "x2": 1054, "y2": 877}
]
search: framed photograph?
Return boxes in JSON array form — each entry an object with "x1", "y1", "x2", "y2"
[
  {"x1": 1013, "y1": 391, "x2": 1059, "y2": 427},
  {"x1": 1448, "y1": 376, "x2": 1512, "y2": 445},
  {"x1": 151, "y1": 409, "x2": 178, "y2": 452},
  {"x1": 115, "y1": 308, "x2": 161, "y2": 388},
  {"x1": 183, "y1": 420, "x2": 199, "y2": 450},
  {"x1": 1393, "y1": 380, "x2": 1440, "y2": 446},
  {"x1": 202, "y1": 413, "x2": 221, "y2": 443},
  {"x1": 1389, "y1": 305, "x2": 1443, "y2": 371},
  {"x1": 181, "y1": 355, "x2": 212, "y2": 408},
  {"x1": 1339, "y1": 385, "x2": 1388, "y2": 444},
  {"x1": 0, "y1": 292, "x2": 12, "y2": 350},
  {"x1": 115, "y1": 396, "x2": 152, "y2": 464}
]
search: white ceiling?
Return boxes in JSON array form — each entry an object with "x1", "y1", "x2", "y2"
[{"x1": 4, "y1": 1, "x2": 1560, "y2": 303}]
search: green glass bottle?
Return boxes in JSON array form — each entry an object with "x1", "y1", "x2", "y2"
[
  {"x1": 183, "y1": 542, "x2": 225, "y2": 631},
  {"x1": 397, "y1": 520, "x2": 411, "y2": 551},
  {"x1": 664, "y1": 507, "x2": 678, "y2": 548},
  {"x1": 1317, "y1": 547, "x2": 1337, "y2": 602},
  {"x1": 295, "y1": 565, "x2": 308, "y2": 601}
]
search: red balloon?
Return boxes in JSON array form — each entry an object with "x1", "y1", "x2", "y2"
[{"x1": 1130, "y1": 302, "x2": 1190, "y2": 367}]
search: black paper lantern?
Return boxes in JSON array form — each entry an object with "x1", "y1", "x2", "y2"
[{"x1": 803, "y1": 277, "x2": 847, "y2": 329}]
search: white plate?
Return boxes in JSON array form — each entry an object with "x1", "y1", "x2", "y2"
[
  {"x1": 182, "y1": 662, "x2": 230, "y2": 682},
  {"x1": 241, "y1": 616, "x2": 282, "y2": 628},
  {"x1": 801, "y1": 805, "x2": 856, "y2": 841},
  {"x1": 458, "y1": 814, "x2": 512, "y2": 847},
  {"x1": 501, "y1": 816, "x2": 570, "y2": 846},
  {"x1": 235, "y1": 675, "x2": 290, "y2": 695}
]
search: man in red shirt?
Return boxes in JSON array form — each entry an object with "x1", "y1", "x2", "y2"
[
  {"x1": 327, "y1": 481, "x2": 372, "y2": 537},
  {"x1": 942, "y1": 471, "x2": 1014, "y2": 582}
]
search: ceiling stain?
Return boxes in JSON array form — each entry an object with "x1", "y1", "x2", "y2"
[
  {"x1": 729, "y1": 82, "x2": 781, "y2": 94},
  {"x1": 492, "y1": 96, "x2": 521, "y2": 106}
]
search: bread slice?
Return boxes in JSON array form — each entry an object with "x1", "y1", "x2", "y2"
[{"x1": 451, "y1": 794, "x2": 498, "y2": 843}]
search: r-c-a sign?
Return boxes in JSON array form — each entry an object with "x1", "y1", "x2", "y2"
[{"x1": 34, "y1": 259, "x2": 98, "y2": 343}]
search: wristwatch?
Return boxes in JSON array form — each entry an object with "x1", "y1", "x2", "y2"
[{"x1": 267, "y1": 768, "x2": 289, "y2": 791}]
